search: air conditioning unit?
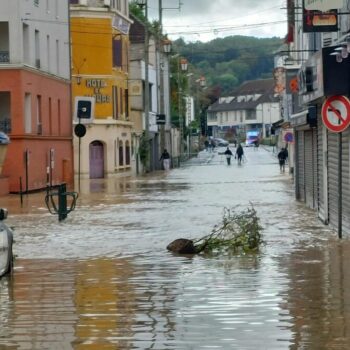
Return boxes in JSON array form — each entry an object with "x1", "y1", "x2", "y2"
[
  {"x1": 104, "y1": 0, "x2": 111, "y2": 6},
  {"x1": 80, "y1": 0, "x2": 87, "y2": 5}
]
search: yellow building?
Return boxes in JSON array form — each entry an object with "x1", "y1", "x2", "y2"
[{"x1": 70, "y1": 0, "x2": 133, "y2": 181}]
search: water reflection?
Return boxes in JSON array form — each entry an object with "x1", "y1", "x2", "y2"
[{"x1": 0, "y1": 148, "x2": 347, "y2": 349}]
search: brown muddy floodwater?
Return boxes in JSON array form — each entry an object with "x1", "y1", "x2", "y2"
[{"x1": 1, "y1": 147, "x2": 350, "y2": 350}]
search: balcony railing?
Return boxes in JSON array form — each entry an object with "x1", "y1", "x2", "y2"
[
  {"x1": 0, "y1": 51, "x2": 9, "y2": 63},
  {"x1": 0, "y1": 118, "x2": 11, "y2": 134}
]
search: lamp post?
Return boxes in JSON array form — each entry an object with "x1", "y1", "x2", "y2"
[
  {"x1": 178, "y1": 58, "x2": 188, "y2": 159},
  {"x1": 136, "y1": 0, "x2": 150, "y2": 171},
  {"x1": 159, "y1": 39, "x2": 172, "y2": 158}
]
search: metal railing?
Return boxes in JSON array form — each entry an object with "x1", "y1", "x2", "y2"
[
  {"x1": 0, "y1": 118, "x2": 11, "y2": 134},
  {"x1": 0, "y1": 51, "x2": 9, "y2": 63}
]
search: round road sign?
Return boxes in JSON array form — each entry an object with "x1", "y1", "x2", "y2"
[
  {"x1": 74, "y1": 123, "x2": 86, "y2": 138},
  {"x1": 321, "y1": 95, "x2": 350, "y2": 133}
]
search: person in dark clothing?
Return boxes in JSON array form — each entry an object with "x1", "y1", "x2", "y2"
[
  {"x1": 235, "y1": 144, "x2": 244, "y2": 164},
  {"x1": 160, "y1": 149, "x2": 171, "y2": 171},
  {"x1": 278, "y1": 148, "x2": 288, "y2": 172},
  {"x1": 224, "y1": 146, "x2": 233, "y2": 165}
]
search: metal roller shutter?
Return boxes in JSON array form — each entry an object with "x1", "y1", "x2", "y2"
[
  {"x1": 305, "y1": 131, "x2": 314, "y2": 208},
  {"x1": 317, "y1": 115, "x2": 325, "y2": 221},
  {"x1": 296, "y1": 131, "x2": 305, "y2": 202},
  {"x1": 327, "y1": 131, "x2": 339, "y2": 231},
  {"x1": 341, "y1": 128, "x2": 350, "y2": 236},
  {"x1": 313, "y1": 129, "x2": 318, "y2": 210}
]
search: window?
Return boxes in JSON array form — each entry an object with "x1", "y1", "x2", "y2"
[
  {"x1": 23, "y1": 24, "x2": 29, "y2": 64},
  {"x1": 112, "y1": 39, "x2": 122, "y2": 68},
  {"x1": 119, "y1": 141, "x2": 124, "y2": 166},
  {"x1": 24, "y1": 93, "x2": 32, "y2": 133},
  {"x1": 125, "y1": 141, "x2": 130, "y2": 165},
  {"x1": 0, "y1": 92, "x2": 11, "y2": 133},
  {"x1": 36, "y1": 95, "x2": 42, "y2": 134},
  {"x1": 48, "y1": 97, "x2": 52, "y2": 135},
  {"x1": 120, "y1": 87, "x2": 123, "y2": 117},
  {"x1": 125, "y1": 89, "x2": 129, "y2": 119},
  {"x1": 57, "y1": 99, "x2": 61, "y2": 135},
  {"x1": 0, "y1": 22, "x2": 9, "y2": 63},
  {"x1": 35, "y1": 30, "x2": 40, "y2": 68},
  {"x1": 113, "y1": 86, "x2": 119, "y2": 119},
  {"x1": 56, "y1": 39, "x2": 59, "y2": 74},
  {"x1": 46, "y1": 35, "x2": 50, "y2": 72}
]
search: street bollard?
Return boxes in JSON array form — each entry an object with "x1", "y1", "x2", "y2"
[{"x1": 58, "y1": 183, "x2": 68, "y2": 221}]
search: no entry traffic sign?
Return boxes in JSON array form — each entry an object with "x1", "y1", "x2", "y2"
[{"x1": 321, "y1": 95, "x2": 350, "y2": 133}]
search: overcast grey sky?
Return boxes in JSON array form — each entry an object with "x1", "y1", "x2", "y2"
[{"x1": 146, "y1": 0, "x2": 287, "y2": 42}]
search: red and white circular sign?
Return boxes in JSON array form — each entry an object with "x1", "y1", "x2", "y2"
[{"x1": 321, "y1": 95, "x2": 350, "y2": 133}]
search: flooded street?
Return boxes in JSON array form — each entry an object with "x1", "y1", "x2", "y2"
[{"x1": 1, "y1": 146, "x2": 350, "y2": 349}]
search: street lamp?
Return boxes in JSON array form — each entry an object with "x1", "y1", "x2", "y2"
[
  {"x1": 136, "y1": 0, "x2": 150, "y2": 171},
  {"x1": 178, "y1": 58, "x2": 188, "y2": 159},
  {"x1": 162, "y1": 39, "x2": 172, "y2": 54}
]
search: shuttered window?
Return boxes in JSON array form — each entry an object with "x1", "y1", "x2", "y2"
[{"x1": 112, "y1": 39, "x2": 122, "y2": 68}]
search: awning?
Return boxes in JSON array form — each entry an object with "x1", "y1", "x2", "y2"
[{"x1": 290, "y1": 106, "x2": 317, "y2": 128}]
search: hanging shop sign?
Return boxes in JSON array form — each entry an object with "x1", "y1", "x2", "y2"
[
  {"x1": 303, "y1": 0, "x2": 338, "y2": 33},
  {"x1": 321, "y1": 95, "x2": 350, "y2": 133}
]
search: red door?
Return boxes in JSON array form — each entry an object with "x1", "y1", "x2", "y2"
[{"x1": 89, "y1": 141, "x2": 104, "y2": 179}]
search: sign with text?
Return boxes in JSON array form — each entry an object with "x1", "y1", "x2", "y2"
[{"x1": 303, "y1": 0, "x2": 338, "y2": 33}]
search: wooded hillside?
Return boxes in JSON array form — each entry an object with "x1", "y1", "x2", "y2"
[{"x1": 173, "y1": 35, "x2": 283, "y2": 96}]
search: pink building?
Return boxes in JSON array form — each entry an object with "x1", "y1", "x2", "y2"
[{"x1": 0, "y1": 1, "x2": 72, "y2": 194}]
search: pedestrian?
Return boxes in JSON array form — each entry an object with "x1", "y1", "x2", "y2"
[
  {"x1": 204, "y1": 140, "x2": 209, "y2": 152},
  {"x1": 284, "y1": 146, "x2": 289, "y2": 163},
  {"x1": 210, "y1": 140, "x2": 215, "y2": 151},
  {"x1": 278, "y1": 147, "x2": 287, "y2": 172},
  {"x1": 160, "y1": 149, "x2": 171, "y2": 171},
  {"x1": 224, "y1": 146, "x2": 233, "y2": 165},
  {"x1": 235, "y1": 143, "x2": 244, "y2": 164}
]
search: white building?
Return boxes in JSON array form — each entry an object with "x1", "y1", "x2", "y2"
[{"x1": 207, "y1": 79, "x2": 281, "y2": 141}]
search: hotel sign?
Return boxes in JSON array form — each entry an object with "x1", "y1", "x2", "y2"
[{"x1": 85, "y1": 79, "x2": 111, "y2": 104}]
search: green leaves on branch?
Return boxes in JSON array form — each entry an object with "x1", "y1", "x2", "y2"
[
  {"x1": 138, "y1": 132, "x2": 149, "y2": 167},
  {"x1": 193, "y1": 205, "x2": 264, "y2": 255}
]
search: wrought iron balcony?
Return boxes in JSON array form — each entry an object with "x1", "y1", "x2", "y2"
[
  {"x1": 0, "y1": 119, "x2": 11, "y2": 134},
  {"x1": 0, "y1": 51, "x2": 9, "y2": 63}
]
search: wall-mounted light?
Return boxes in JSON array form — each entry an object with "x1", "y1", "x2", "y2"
[
  {"x1": 136, "y1": 0, "x2": 146, "y2": 8},
  {"x1": 162, "y1": 39, "x2": 172, "y2": 54},
  {"x1": 180, "y1": 58, "x2": 188, "y2": 72},
  {"x1": 76, "y1": 76, "x2": 81, "y2": 85},
  {"x1": 331, "y1": 36, "x2": 350, "y2": 63}
]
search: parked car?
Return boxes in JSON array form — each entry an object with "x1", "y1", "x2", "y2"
[
  {"x1": 0, "y1": 208, "x2": 13, "y2": 278},
  {"x1": 212, "y1": 138, "x2": 229, "y2": 147}
]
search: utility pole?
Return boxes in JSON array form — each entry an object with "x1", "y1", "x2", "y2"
[
  {"x1": 159, "y1": 0, "x2": 165, "y2": 155},
  {"x1": 142, "y1": 1, "x2": 150, "y2": 171}
]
